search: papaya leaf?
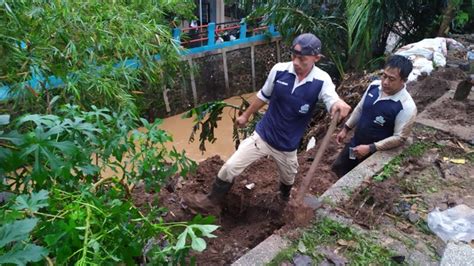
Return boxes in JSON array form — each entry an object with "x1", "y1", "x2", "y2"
[
  {"x1": 191, "y1": 237, "x2": 206, "y2": 252},
  {"x1": 175, "y1": 228, "x2": 188, "y2": 251},
  {"x1": 12, "y1": 190, "x2": 49, "y2": 212},
  {"x1": 0, "y1": 114, "x2": 10, "y2": 126},
  {"x1": 0, "y1": 218, "x2": 38, "y2": 248},
  {"x1": 192, "y1": 224, "x2": 218, "y2": 238},
  {"x1": 0, "y1": 243, "x2": 48, "y2": 265}
]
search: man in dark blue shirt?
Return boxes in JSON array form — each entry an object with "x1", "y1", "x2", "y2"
[
  {"x1": 185, "y1": 33, "x2": 351, "y2": 214},
  {"x1": 332, "y1": 55, "x2": 417, "y2": 178}
]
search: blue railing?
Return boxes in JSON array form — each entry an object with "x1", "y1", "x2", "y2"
[{"x1": 0, "y1": 22, "x2": 279, "y2": 101}]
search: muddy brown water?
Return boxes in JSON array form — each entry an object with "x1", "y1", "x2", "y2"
[
  {"x1": 100, "y1": 93, "x2": 255, "y2": 178},
  {"x1": 159, "y1": 93, "x2": 257, "y2": 162}
]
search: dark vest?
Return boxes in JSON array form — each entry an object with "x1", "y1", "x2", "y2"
[
  {"x1": 351, "y1": 85, "x2": 403, "y2": 147},
  {"x1": 256, "y1": 70, "x2": 323, "y2": 151}
]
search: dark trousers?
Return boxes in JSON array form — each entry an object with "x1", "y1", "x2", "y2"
[{"x1": 331, "y1": 143, "x2": 371, "y2": 178}]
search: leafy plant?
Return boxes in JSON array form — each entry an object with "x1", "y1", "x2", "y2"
[
  {"x1": 36, "y1": 188, "x2": 218, "y2": 264},
  {"x1": 269, "y1": 218, "x2": 397, "y2": 265},
  {"x1": 373, "y1": 141, "x2": 431, "y2": 182},
  {"x1": 182, "y1": 97, "x2": 261, "y2": 152},
  {"x1": 0, "y1": 104, "x2": 223, "y2": 264},
  {"x1": 0, "y1": 2, "x2": 226, "y2": 264},
  {"x1": 0, "y1": 0, "x2": 195, "y2": 117},
  {"x1": 0, "y1": 190, "x2": 49, "y2": 266},
  {"x1": 249, "y1": 0, "x2": 447, "y2": 76},
  {"x1": 0, "y1": 104, "x2": 197, "y2": 193}
]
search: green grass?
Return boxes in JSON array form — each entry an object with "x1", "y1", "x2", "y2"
[
  {"x1": 373, "y1": 141, "x2": 432, "y2": 182},
  {"x1": 268, "y1": 218, "x2": 402, "y2": 265},
  {"x1": 466, "y1": 151, "x2": 474, "y2": 163},
  {"x1": 415, "y1": 219, "x2": 433, "y2": 236}
]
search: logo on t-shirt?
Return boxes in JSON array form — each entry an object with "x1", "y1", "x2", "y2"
[
  {"x1": 299, "y1": 104, "x2": 310, "y2": 114},
  {"x1": 276, "y1": 80, "x2": 288, "y2": 86},
  {"x1": 374, "y1": 116, "x2": 386, "y2": 126}
]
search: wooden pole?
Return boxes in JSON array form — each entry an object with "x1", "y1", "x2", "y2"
[
  {"x1": 162, "y1": 88, "x2": 171, "y2": 113},
  {"x1": 276, "y1": 40, "x2": 281, "y2": 63},
  {"x1": 188, "y1": 59, "x2": 198, "y2": 107},
  {"x1": 223, "y1": 50, "x2": 230, "y2": 94},
  {"x1": 251, "y1": 44, "x2": 256, "y2": 91}
]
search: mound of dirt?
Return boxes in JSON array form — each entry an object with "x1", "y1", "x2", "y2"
[
  {"x1": 407, "y1": 76, "x2": 451, "y2": 112},
  {"x1": 134, "y1": 138, "x2": 341, "y2": 264},
  {"x1": 427, "y1": 97, "x2": 474, "y2": 126},
  {"x1": 431, "y1": 67, "x2": 467, "y2": 81},
  {"x1": 341, "y1": 177, "x2": 402, "y2": 229}
]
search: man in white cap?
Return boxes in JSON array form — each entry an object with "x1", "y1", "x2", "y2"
[{"x1": 184, "y1": 33, "x2": 351, "y2": 213}]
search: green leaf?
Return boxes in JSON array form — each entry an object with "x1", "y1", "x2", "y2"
[
  {"x1": 0, "y1": 114, "x2": 10, "y2": 126},
  {"x1": 193, "y1": 224, "x2": 218, "y2": 238},
  {"x1": 297, "y1": 240, "x2": 307, "y2": 253},
  {"x1": 49, "y1": 141, "x2": 77, "y2": 154},
  {"x1": 0, "y1": 130, "x2": 24, "y2": 145},
  {"x1": 0, "y1": 218, "x2": 38, "y2": 248},
  {"x1": 175, "y1": 228, "x2": 188, "y2": 250},
  {"x1": 13, "y1": 190, "x2": 49, "y2": 212},
  {"x1": 191, "y1": 214, "x2": 216, "y2": 224},
  {"x1": 17, "y1": 114, "x2": 59, "y2": 127},
  {"x1": 0, "y1": 243, "x2": 48, "y2": 265},
  {"x1": 191, "y1": 237, "x2": 206, "y2": 252},
  {"x1": 78, "y1": 164, "x2": 100, "y2": 175}
]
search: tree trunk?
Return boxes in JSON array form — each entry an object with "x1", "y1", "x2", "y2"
[
  {"x1": 372, "y1": 24, "x2": 391, "y2": 59},
  {"x1": 437, "y1": 0, "x2": 457, "y2": 36}
]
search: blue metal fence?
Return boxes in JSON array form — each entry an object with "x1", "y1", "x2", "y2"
[{"x1": 0, "y1": 22, "x2": 279, "y2": 101}]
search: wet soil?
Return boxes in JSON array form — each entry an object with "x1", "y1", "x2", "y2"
[
  {"x1": 339, "y1": 126, "x2": 474, "y2": 260},
  {"x1": 134, "y1": 137, "x2": 341, "y2": 265},
  {"x1": 426, "y1": 97, "x2": 474, "y2": 126},
  {"x1": 134, "y1": 63, "x2": 471, "y2": 264},
  {"x1": 407, "y1": 67, "x2": 467, "y2": 112}
]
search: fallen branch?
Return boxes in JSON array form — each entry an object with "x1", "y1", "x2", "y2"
[
  {"x1": 400, "y1": 194, "x2": 422, "y2": 198},
  {"x1": 384, "y1": 212, "x2": 398, "y2": 219}
]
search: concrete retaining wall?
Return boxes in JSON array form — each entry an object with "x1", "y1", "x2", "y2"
[{"x1": 160, "y1": 37, "x2": 291, "y2": 116}]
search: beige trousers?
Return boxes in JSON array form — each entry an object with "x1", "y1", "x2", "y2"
[{"x1": 217, "y1": 132, "x2": 298, "y2": 185}]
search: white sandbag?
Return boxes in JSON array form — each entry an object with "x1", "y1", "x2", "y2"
[
  {"x1": 396, "y1": 47, "x2": 434, "y2": 60},
  {"x1": 433, "y1": 51, "x2": 446, "y2": 67},
  {"x1": 397, "y1": 37, "x2": 448, "y2": 56},
  {"x1": 446, "y1": 38, "x2": 465, "y2": 51},
  {"x1": 407, "y1": 55, "x2": 434, "y2": 82}
]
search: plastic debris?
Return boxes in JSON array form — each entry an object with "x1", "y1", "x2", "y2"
[
  {"x1": 427, "y1": 204, "x2": 474, "y2": 243},
  {"x1": 245, "y1": 183, "x2": 255, "y2": 190},
  {"x1": 443, "y1": 157, "x2": 466, "y2": 164},
  {"x1": 306, "y1": 136, "x2": 316, "y2": 151}
]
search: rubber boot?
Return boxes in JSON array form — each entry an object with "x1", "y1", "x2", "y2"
[
  {"x1": 279, "y1": 182, "x2": 293, "y2": 201},
  {"x1": 183, "y1": 177, "x2": 233, "y2": 215}
]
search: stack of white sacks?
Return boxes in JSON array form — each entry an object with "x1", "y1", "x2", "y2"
[{"x1": 395, "y1": 37, "x2": 465, "y2": 82}]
